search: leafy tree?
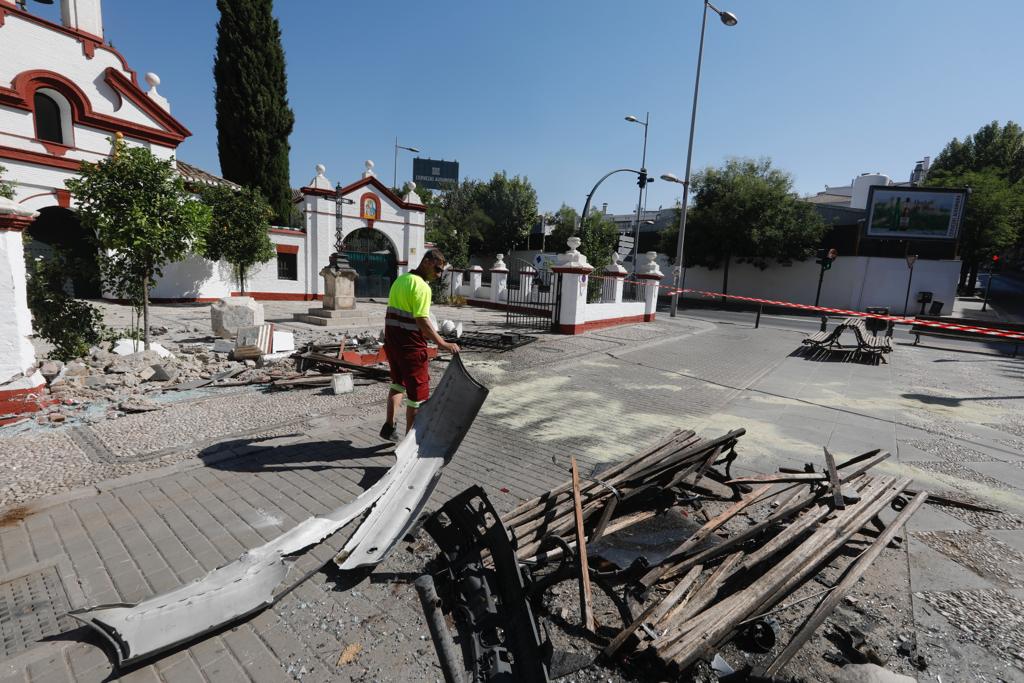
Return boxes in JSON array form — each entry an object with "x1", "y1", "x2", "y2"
[
  {"x1": 214, "y1": 0, "x2": 295, "y2": 224},
  {"x1": 476, "y1": 172, "x2": 538, "y2": 255},
  {"x1": 66, "y1": 138, "x2": 211, "y2": 349},
  {"x1": 25, "y1": 248, "x2": 108, "y2": 361},
  {"x1": 927, "y1": 121, "x2": 1024, "y2": 290},
  {"x1": 426, "y1": 179, "x2": 490, "y2": 268},
  {"x1": 659, "y1": 158, "x2": 825, "y2": 296},
  {"x1": 199, "y1": 184, "x2": 275, "y2": 294},
  {"x1": 0, "y1": 163, "x2": 13, "y2": 200}
]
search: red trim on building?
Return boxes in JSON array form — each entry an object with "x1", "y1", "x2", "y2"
[
  {"x1": 634, "y1": 273, "x2": 663, "y2": 281},
  {"x1": 297, "y1": 186, "x2": 336, "y2": 199},
  {"x1": 40, "y1": 140, "x2": 71, "y2": 157},
  {"x1": 1, "y1": 69, "x2": 189, "y2": 147},
  {"x1": 336, "y1": 175, "x2": 426, "y2": 211},
  {"x1": 0, "y1": 213, "x2": 35, "y2": 232},
  {"x1": 359, "y1": 191, "x2": 380, "y2": 227},
  {"x1": 269, "y1": 228, "x2": 305, "y2": 236},
  {"x1": 558, "y1": 315, "x2": 648, "y2": 335},
  {"x1": 275, "y1": 244, "x2": 299, "y2": 254},
  {"x1": 603, "y1": 271, "x2": 628, "y2": 279},
  {"x1": 0, "y1": 144, "x2": 82, "y2": 171},
  {"x1": 55, "y1": 189, "x2": 71, "y2": 208}
]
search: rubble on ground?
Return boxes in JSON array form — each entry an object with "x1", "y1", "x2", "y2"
[{"x1": 4, "y1": 324, "x2": 387, "y2": 430}]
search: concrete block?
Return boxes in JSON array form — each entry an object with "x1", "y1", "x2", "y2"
[
  {"x1": 112, "y1": 339, "x2": 173, "y2": 358},
  {"x1": 213, "y1": 339, "x2": 234, "y2": 353},
  {"x1": 331, "y1": 373, "x2": 353, "y2": 395},
  {"x1": 149, "y1": 364, "x2": 179, "y2": 383},
  {"x1": 271, "y1": 330, "x2": 294, "y2": 352},
  {"x1": 210, "y1": 297, "x2": 265, "y2": 339}
]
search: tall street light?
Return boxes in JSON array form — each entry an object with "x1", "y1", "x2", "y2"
[
  {"x1": 625, "y1": 113, "x2": 652, "y2": 273},
  {"x1": 393, "y1": 137, "x2": 420, "y2": 191},
  {"x1": 666, "y1": 1, "x2": 738, "y2": 317}
]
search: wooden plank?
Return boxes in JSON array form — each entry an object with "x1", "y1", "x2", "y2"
[
  {"x1": 725, "y1": 473, "x2": 825, "y2": 485},
  {"x1": 823, "y1": 447, "x2": 845, "y2": 510},
  {"x1": 602, "y1": 564, "x2": 703, "y2": 659},
  {"x1": 761, "y1": 491, "x2": 929, "y2": 677},
  {"x1": 570, "y1": 456, "x2": 595, "y2": 632},
  {"x1": 589, "y1": 496, "x2": 619, "y2": 544}
]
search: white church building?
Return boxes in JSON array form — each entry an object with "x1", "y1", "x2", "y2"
[{"x1": 0, "y1": 0, "x2": 426, "y2": 410}]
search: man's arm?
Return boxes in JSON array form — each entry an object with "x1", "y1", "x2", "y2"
[{"x1": 415, "y1": 317, "x2": 460, "y2": 354}]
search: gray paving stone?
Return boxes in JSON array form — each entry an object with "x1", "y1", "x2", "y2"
[{"x1": 907, "y1": 535, "x2": 1000, "y2": 592}]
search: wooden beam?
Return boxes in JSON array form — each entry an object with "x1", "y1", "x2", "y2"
[
  {"x1": 823, "y1": 447, "x2": 845, "y2": 510},
  {"x1": 570, "y1": 456, "x2": 595, "y2": 632}
]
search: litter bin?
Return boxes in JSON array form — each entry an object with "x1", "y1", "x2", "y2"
[
  {"x1": 928, "y1": 301, "x2": 944, "y2": 316},
  {"x1": 864, "y1": 307, "x2": 888, "y2": 335}
]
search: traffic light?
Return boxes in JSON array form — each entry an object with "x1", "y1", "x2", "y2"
[
  {"x1": 815, "y1": 248, "x2": 837, "y2": 271},
  {"x1": 637, "y1": 169, "x2": 648, "y2": 188},
  {"x1": 990, "y1": 254, "x2": 1001, "y2": 272}
]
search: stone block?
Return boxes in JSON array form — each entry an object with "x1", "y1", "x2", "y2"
[
  {"x1": 271, "y1": 330, "x2": 295, "y2": 353},
  {"x1": 112, "y1": 339, "x2": 173, "y2": 358},
  {"x1": 39, "y1": 360, "x2": 64, "y2": 381},
  {"x1": 150, "y1": 364, "x2": 179, "y2": 383},
  {"x1": 210, "y1": 297, "x2": 265, "y2": 339}
]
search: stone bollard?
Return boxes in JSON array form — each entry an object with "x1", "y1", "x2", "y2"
[
  {"x1": 551, "y1": 237, "x2": 594, "y2": 334},
  {"x1": 467, "y1": 265, "x2": 483, "y2": 297},
  {"x1": 635, "y1": 251, "x2": 665, "y2": 320},
  {"x1": 490, "y1": 254, "x2": 509, "y2": 303},
  {"x1": 519, "y1": 266, "x2": 537, "y2": 300},
  {"x1": 603, "y1": 252, "x2": 628, "y2": 303}
]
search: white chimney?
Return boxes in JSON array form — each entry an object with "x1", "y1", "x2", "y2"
[{"x1": 61, "y1": 0, "x2": 103, "y2": 40}]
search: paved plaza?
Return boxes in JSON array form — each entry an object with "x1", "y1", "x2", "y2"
[{"x1": 1, "y1": 301, "x2": 1023, "y2": 681}]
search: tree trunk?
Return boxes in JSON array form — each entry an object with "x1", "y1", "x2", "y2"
[
  {"x1": 721, "y1": 255, "x2": 731, "y2": 304},
  {"x1": 238, "y1": 266, "x2": 245, "y2": 296},
  {"x1": 142, "y1": 275, "x2": 150, "y2": 351}
]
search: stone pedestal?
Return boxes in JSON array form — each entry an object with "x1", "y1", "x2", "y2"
[
  {"x1": 211, "y1": 296, "x2": 265, "y2": 339},
  {"x1": 490, "y1": 254, "x2": 508, "y2": 303},
  {"x1": 603, "y1": 253, "x2": 628, "y2": 303},
  {"x1": 294, "y1": 256, "x2": 370, "y2": 327}
]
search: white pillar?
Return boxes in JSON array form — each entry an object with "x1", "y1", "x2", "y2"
[
  {"x1": 448, "y1": 268, "x2": 464, "y2": 297},
  {"x1": 552, "y1": 237, "x2": 594, "y2": 334},
  {"x1": 490, "y1": 254, "x2": 508, "y2": 303},
  {"x1": 467, "y1": 265, "x2": 483, "y2": 298},
  {"x1": 61, "y1": 0, "x2": 104, "y2": 40},
  {"x1": 603, "y1": 252, "x2": 627, "y2": 303},
  {"x1": 0, "y1": 199, "x2": 45, "y2": 412},
  {"x1": 636, "y1": 251, "x2": 665, "y2": 320}
]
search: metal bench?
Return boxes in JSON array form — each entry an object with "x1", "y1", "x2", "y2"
[
  {"x1": 909, "y1": 315, "x2": 1023, "y2": 358},
  {"x1": 850, "y1": 323, "x2": 892, "y2": 364}
]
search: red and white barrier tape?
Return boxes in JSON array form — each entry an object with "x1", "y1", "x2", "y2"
[{"x1": 585, "y1": 271, "x2": 1024, "y2": 342}]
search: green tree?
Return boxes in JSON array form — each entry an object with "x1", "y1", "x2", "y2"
[
  {"x1": 476, "y1": 172, "x2": 538, "y2": 255},
  {"x1": 66, "y1": 139, "x2": 211, "y2": 349},
  {"x1": 199, "y1": 185, "x2": 275, "y2": 294},
  {"x1": 25, "y1": 249, "x2": 108, "y2": 360},
  {"x1": 659, "y1": 158, "x2": 825, "y2": 297},
  {"x1": 927, "y1": 121, "x2": 1024, "y2": 291},
  {"x1": 214, "y1": 0, "x2": 295, "y2": 224},
  {"x1": 0, "y1": 163, "x2": 13, "y2": 200},
  {"x1": 426, "y1": 179, "x2": 490, "y2": 268}
]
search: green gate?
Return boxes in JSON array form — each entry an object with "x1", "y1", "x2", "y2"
[{"x1": 344, "y1": 250, "x2": 396, "y2": 299}]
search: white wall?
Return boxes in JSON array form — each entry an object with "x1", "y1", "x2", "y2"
[
  {"x1": 667, "y1": 255, "x2": 960, "y2": 315},
  {"x1": 149, "y1": 253, "x2": 230, "y2": 300},
  {"x1": 247, "y1": 232, "x2": 308, "y2": 296},
  {"x1": 0, "y1": 229, "x2": 40, "y2": 385},
  {"x1": 585, "y1": 300, "x2": 646, "y2": 323}
]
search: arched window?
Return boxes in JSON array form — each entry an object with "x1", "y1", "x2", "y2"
[{"x1": 34, "y1": 90, "x2": 71, "y2": 146}]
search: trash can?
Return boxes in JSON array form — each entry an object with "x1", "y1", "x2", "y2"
[
  {"x1": 928, "y1": 301, "x2": 944, "y2": 316},
  {"x1": 864, "y1": 307, "x2": 888, "y2": 335}
]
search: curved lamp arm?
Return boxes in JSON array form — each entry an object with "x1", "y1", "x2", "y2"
[{"x1": 578, "y1": 168, "x2": 643, "y2": 232}]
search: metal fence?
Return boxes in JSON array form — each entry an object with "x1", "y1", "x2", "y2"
[{"x1": 506, "y1": 258, "x2": 561, "y2": 332}]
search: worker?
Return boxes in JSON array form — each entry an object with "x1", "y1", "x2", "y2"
[{"x1": 380, "y1": 248, "x2": 460, "y2": 442}]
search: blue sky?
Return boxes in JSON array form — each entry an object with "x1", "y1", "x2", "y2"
[{"x1": 31, "y1": 1, "x2": 1024, "y2": 215}]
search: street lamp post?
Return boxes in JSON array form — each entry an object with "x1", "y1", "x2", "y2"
[
  {"x1": 393, "y1": 137, "x2": 420, "y2": 191},
  {"x1": 666, "y1": 1, "x2": 738, "y2": 317},
  {"x1": 625, "y1": 113, "x2": 652, "y2": 274}
]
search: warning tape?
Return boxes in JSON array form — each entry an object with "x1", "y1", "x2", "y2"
[{"x1": 585, "y1": 272, "x2": 1024, "y2": 342}]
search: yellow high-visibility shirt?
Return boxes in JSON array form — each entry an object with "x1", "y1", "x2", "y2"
[{"x1": 387, "y1": 272, "x2": 431, "y2": 318}]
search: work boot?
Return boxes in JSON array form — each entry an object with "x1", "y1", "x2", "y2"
[{"x1": 379, "y1": 422, "x2": 400, "y2": 443}]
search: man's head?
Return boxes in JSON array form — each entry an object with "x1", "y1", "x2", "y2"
[{"x1": 418, "y1": 248, "x2": 447, "y2": 281}]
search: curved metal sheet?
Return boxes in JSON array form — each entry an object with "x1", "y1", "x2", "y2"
[
  {"x1": 69, "y1": 355, "x2": 487, "y2": 666},
  {"x1": 336, "y1": 353, "x2": 489, "y2": 569}
]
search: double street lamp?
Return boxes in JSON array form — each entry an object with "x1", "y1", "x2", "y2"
[
  {"x1": 393, "y1": 137, "x2": 420, "y2": 191},
  {"x1": 666, "y1": 1, "x2": 738, "y2": 317}
]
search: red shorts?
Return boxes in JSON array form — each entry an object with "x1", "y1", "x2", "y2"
[{"x1": 386, "y1": 345, "x2": 430, "y2": 406}]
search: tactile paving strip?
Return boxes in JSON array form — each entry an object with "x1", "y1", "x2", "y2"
[{"x1": 0, "y1": 566, "x2": 76, "y2": 659}]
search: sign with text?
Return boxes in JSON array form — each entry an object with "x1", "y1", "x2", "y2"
[
  {"x1": 412, "y1": 158, "x2": 459, "y2": 190},
  {"x1": 864, "y1": 186, "x2": 967, "y2": 240}
]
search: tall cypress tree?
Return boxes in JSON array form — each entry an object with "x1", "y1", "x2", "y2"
[{"x1": 214, "y1": 0, "x2": 295, "y2": 224}]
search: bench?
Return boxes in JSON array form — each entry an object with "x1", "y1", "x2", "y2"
[
  {"x1": 910, "y1": 317, "x2": 1021, "y2": 358},
  {"x1": 850, "y1": 323, "x2": 892, "y2": 364},
  {"x1": 802, "y1": 324, "x2": 845, "y2": 349}
]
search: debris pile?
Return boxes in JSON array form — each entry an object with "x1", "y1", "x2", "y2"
[{"x1": 421, "y1": 428, "x2": 939, "y2": 680}]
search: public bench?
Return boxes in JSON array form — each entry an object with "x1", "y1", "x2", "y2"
[
  {"x1": 910, "y1": 316, "x2": 1022, "y2": 357},
  {"x1": 849, "y1": 321, "x2": 892, "y2": 364}
]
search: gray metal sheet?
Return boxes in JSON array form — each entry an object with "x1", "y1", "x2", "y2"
[{"x1": 69, "y1": 355, "x2": 487, "y2": 666}]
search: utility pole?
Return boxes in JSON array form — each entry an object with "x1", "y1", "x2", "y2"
[
  {"x1": 903, "y1": 254, "x2": 918, "y2": 316},
  {"x1": 813, "y1": 248, "x2": 837, "y2": 307}
]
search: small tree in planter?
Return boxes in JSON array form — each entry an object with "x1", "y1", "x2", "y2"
[
  {"x1": 66, "y1": 137, "x2": 211, "y2": 349},
  {"x1": 199, "y1": 184, "x2": 275, "y2": 294}
]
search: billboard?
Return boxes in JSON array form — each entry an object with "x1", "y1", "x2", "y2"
[
  {"x1": 864, "y1": 186, "x2": 967, "y2": 240},
  {"x1": 412, "y1": 158, "x2": 459, "y2": 190}
]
